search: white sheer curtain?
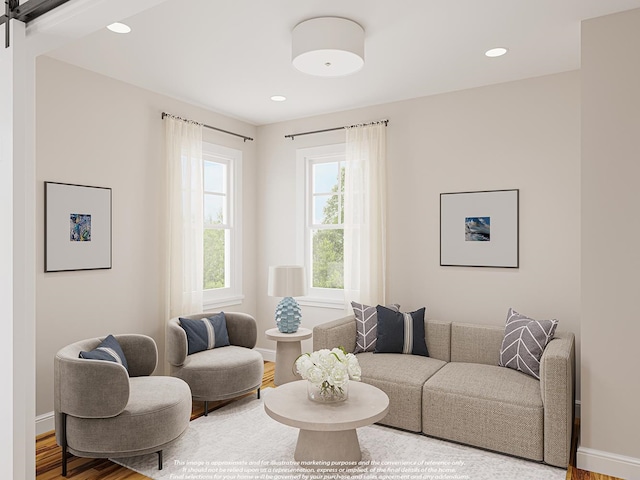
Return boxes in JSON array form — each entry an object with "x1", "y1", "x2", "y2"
[
  {"x1": 164, "y1": 115, "x2": 204, "y2": 318},
  {"x1": 343, "y1": 122, "x2": 387, "y2": 307}
]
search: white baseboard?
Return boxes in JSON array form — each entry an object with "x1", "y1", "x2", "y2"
[
  {"x1": 36, "y1": 411, "x2": 54, "y2": 436},
  {"x1": 577, "y1": 444, "x2": 640, "y2": 479},
  {"x1": 257, "y1": 348, "x2": 275, "y2": 363}
]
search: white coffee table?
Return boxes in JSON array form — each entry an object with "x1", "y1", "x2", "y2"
[
  {"x1": 264, "y1": 380, "x2": 389, "y2": 464},
  {"x1": 265, "y1": 327, "x2": 312, "y2": 385}
]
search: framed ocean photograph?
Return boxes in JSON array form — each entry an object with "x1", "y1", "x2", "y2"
[
  {"x1": 440, "y1": 189, "x2": 519, "y2": 268},
  {"x1": 45, "y1": 182, "x2": 112, "y2": 272}
]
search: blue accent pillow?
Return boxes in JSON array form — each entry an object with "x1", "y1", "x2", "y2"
[
  {"x1": 79, "y1": 334, "x2": 129, "y2": 372},
  {"x1": 374, "y1": 306, "x2": 429, "y2": 357},
  {"x1": 179, "y1": 312, "x2": 231, "y2": 355}
]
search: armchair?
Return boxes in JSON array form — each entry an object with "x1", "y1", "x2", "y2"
[
  {"x1": 54, "y1": 334, "x2": 191, "y2": 476},
  {"x1": 167, "y1": 312, "x2": 264, "y2": 415}
]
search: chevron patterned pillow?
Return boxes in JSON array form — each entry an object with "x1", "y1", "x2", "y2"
[
  {"x1": 498, "y1": 308, "x2": 558, "y2": 379},
  {"x1": 352, "y1": 302, "x2": 400, "y2": 353}
]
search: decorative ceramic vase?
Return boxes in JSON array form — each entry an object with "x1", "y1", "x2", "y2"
[
  {"x1": 275, "y1": 296, "x2": 302, "y2": 333},
  {"x1": 307, "y1": 380, "x2": 349, "y2": 403}
]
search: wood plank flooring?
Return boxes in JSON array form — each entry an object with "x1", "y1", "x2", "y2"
[{"x1": 35, "y1": 361, "x2": 618, "y2": 480}]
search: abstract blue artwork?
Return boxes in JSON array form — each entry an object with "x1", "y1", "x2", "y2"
[
  {"x1": 465, "y1": 216, "x2": 490, "y2": 241},
  {"x1": 70, "y1": 213, "x2": 92, "y2": 242}
]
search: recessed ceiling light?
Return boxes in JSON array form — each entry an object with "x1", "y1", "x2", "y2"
[
  {"x1": 485, "y1": 47, "x2": 508, "y2": 58},
  {"x1": 107, "y1": 22, "x2": 131, "y2": 34},
  {"x1": 270, "y1": 95, "x2": 287, "y2": 102}
]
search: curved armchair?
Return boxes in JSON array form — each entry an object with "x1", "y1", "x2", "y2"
[
  {"x1": 54, "y1": 334, "x2": 191, "y2": 476},
  {"x1": 167, "y1": 312, "x2": 264, "y2": 415}
]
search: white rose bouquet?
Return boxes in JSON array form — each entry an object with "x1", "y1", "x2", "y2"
[{"x1": 295, "y1": 347, "x2": 361, "y2": 400}]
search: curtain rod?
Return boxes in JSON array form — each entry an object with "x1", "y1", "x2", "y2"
[
  {"x1": 284, "y1": 119, "x2": 389, "y2": 140},
  {"x1": 161, "y1": 112, "x2": 254, "y2": 142}
]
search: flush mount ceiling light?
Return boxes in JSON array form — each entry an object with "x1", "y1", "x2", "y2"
[
  {"x1": 485, "y1": 47, "x2": 508, "y2": 57},
  {"x1": 270, "y1": 95, "x2": 287, "y2": 102},
  {"x1": 292, "y1": 17, "x2": 364, "y2": 77},
  {"x1": 107, "y1": 22, "x2": 131, "y2": 34}
]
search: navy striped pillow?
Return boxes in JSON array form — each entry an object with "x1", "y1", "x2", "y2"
[
  {"x1": 79, "y1": 334, "x2": 129, "y2": 372},
  {"x1": 374, "y1": 306, "x2": 429, "y2": 357},
  {"x1": 179, "y1": 313, "x2": 231, "y2": 355}
]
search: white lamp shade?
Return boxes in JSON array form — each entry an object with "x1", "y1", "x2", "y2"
[
  {"x1": 268, "y1": 265, "x2": 307, "y2": 297},
  {"x1": 292, "y1": 17, "x2": 364, "y2": 77}
]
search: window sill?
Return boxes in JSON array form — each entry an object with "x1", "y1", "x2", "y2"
[
  {"x1": 298, "y1": 296, "x2": 346, "y2": 310},
  {"x1": 203, "y1": 294, "x2": 245, "y2": 311}
]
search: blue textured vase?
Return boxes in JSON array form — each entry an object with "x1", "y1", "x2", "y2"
[{"x1": 275, "y1": 297, "x2": 302, "y2": 333}]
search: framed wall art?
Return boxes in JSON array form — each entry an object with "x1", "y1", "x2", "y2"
[
  {"x1": 45, "y1": 182, "x2": 112, "y2": 272},
  {"x1": 440, "y1": 189, "x2": 519, "y2": 268}
]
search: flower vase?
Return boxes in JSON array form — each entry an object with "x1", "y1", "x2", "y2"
[{"x1": 307, "y1": 380, "x2": 349, "y2": 403}]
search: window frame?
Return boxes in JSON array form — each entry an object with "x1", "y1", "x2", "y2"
[
  {"x1": 296, "y1": 143, "x2": 346, "y2": 309},
  {"x1": 202, "y1": 142, "x2": 243, "y2": 309}
]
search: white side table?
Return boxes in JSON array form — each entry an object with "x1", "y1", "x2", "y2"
[{"x1": 265, "y1": 327, "x2": 313, "y2": 386}]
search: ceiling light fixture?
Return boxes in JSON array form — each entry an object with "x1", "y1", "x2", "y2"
[
  {"x1": 485, "y1": 47, "x2": 508, "y2": 58},
  {"x1": 107, "y1": 22, "x2": 131, "y2": 34},
  {"x1": 292, "y1": 17, "x2": 364, "y2": 77},
  {"x1": 270, "y1": 95, "x2": 287, "y2": 102}
]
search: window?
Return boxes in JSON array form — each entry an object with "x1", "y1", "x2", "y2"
[
  {"x1": 297, "y1": 144, "x2": 346, "y2": 308},
  {"x1": 202, "y1": 142, "x2": 243, "y2": 308}
]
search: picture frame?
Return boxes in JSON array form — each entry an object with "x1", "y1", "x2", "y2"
[
  {"x1": 45, "y1": 182, "x2": 112, "y2": 272},
  {"x1": 440, "y1": 189, "x2": 519, "y2": 268}
]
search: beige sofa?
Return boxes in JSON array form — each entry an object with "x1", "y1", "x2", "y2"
[{"x1": 313, "y1": 315, "x2": 575, "y2": 468}]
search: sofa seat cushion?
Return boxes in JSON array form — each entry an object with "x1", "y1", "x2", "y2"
[
  {"x1": 171, "y1": 345, "x2": 264, "y2": 401},
  {"x1": 357, "y1": 352, "x2": 446, "y2": 432},
  {"x1": 66, "y1": 376, "x2": 191, "y2": 457},
  {"x1": 422, "y1": 362, "x2": 543, "y2": 461}
]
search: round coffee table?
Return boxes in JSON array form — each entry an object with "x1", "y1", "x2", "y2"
[{"x1": 264, "y1": 380, "x2": 389, "y2": 464}]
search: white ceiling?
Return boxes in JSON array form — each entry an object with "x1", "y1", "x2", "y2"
[{"x1": 46, "y1": 0, "x2": 640, "y2": 126}]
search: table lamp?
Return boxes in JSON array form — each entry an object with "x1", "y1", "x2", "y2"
[{"x1": 268, "y1": 265, "x2": 307, "y2": 333}]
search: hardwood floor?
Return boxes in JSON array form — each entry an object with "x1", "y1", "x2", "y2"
[{"x1": 36, "y1": 361, "x2": 618, "y2": 480}]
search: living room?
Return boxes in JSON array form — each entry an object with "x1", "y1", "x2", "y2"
[{"x1": 2, "y1": 2, "x2": 640, "y2": 480}]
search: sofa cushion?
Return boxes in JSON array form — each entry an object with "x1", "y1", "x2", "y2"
[
  {"x1": 352, "y1": 302, "x2": 399, "y2": 354},
  {"x1": 357, "y1": 351, "x2": 446, "y2": 431},
  {"x1": 375, "y1": 306, "x2": 428, "y2": 356},
  {"x1": 179, "y1": 313, "x2": 230, "y2": 355},
  {"x1": 498, "y1": 308, "x2": 558, "y2": 379},
  {"x1": 423, "y1": 362, "x2": 543, "y2": 461},
  {"x1": 79, "y1": 334, "x2": 129, "y2": 373},
  {"x1": 171, "y1": 345, "x2": 264, "y2": 401}
]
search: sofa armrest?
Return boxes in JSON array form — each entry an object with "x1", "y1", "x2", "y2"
[
  {"x1": 54, "y1": 350, "x2": 129, "y2": 419},
  {"x1": 224, "y1": 312, "x2": 258, "y2": 349},
  {"x1": 313, "y1": 315, "x2": 357, "y2": 353},
  {"x1": 166, "y1": 317, "x2": 188, "y2": 366},
  {"x1": 539, "y1": 331, "x2": 575, "y2": 467},
  {"x1": 116, "y1": 334, "x2": 157, "y2": 377}
]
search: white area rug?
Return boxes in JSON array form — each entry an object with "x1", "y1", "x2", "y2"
[{"x1": 112, "y1": 389, "x2": 566, "y2": 480}]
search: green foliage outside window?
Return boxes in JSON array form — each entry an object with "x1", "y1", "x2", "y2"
[
  {"x1": 204, "y1": 229, "x2": 225, "y2": 289},
  {"x1": 312, "y1": 167, "x2": 345, "y2": 289}
]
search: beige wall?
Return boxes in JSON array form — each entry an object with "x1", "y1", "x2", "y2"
[
  {"x1": 579, "y1": 8, "x2": 640, "y2": 478},
  {"x1": 35, "y1": 56, "x2": 258, "y2": 417},
  {"x1": 257, "y1": 72, "x2": 581, "y2": 365}
]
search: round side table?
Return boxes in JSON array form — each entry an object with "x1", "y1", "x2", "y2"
[{"x1": 265, "y1": 327, "x2": 312, "y2": 386}]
